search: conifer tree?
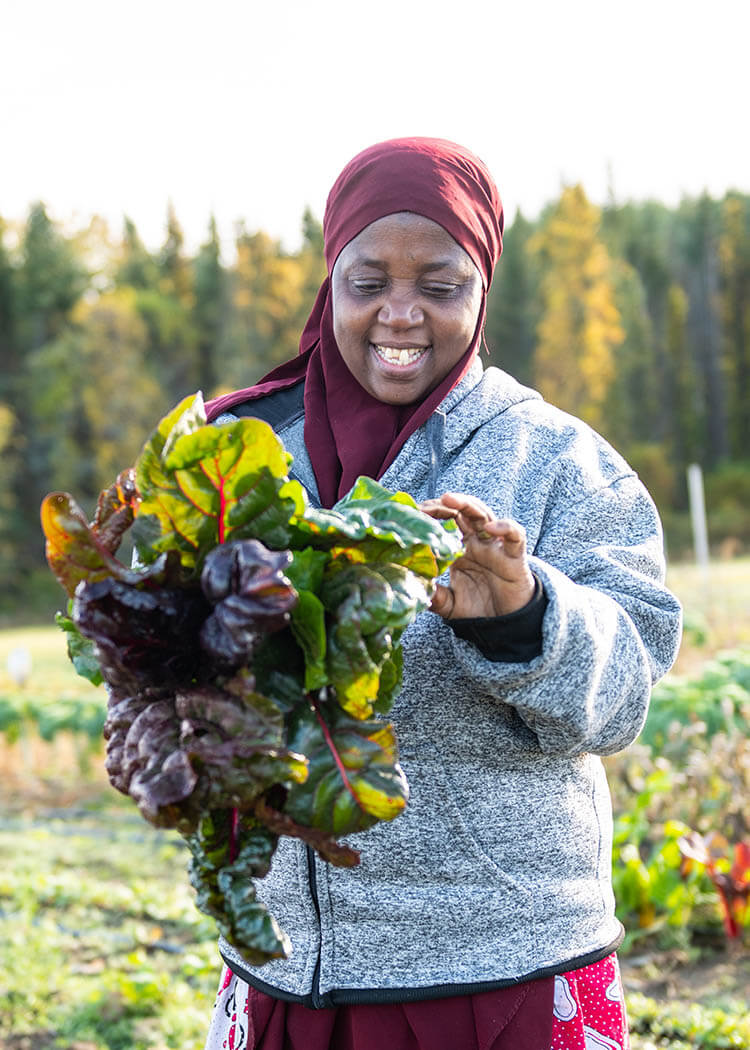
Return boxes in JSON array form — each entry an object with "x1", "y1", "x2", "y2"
[
  {"x1": 530, "y1": 186, "x2": 623, "y2": 430},
  {"x1": 485, "y1": 210, "x2": 537, "y2": 384},
  {"x1": 116, "y1": 216, "x2": 160, "y2": 290},
  {"x1": 679, "y1": 194, "x2": 728, "y2": 465},
  {"x1": 193, "y1": 216, "x2": 226, "y2": 397},
  {"x1": 719, "y1": 192, "x2": 750, "y2": 456}
]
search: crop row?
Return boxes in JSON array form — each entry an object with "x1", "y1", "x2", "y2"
[{"x1": 2, "y1": 649, "x2": 750, "y2": 949}]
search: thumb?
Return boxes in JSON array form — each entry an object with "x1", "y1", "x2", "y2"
[{"x1": 429, "y1": 582, "x2": 455, "y2": 619}]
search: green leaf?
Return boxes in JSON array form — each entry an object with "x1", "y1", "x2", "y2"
[
  {"x1": 289, "y1": 475, "x2": 462, "y2": 580},
  {"x1": 55, "y1": 606, "x2": 103, "y2": 686},
  {"x1": 134, "y1": 411, "x2": 304, "y2": 568},
  {"x1": 186, "y1": 811, "x2": 290, "y2": 964},
  {"x1": 284, "y1": 699, "x2": 408, "y2": 836},
  {"x1": 372, "y1": 645, "x2": 403, "y2": 716},
  {"x1": 286, "y1": 547, "x2": 329, "y2": 592},
  {"x1": 289, "y1": 590, "x2": 328, "y2": 692},
  {"x1": 319, "y1": 562, "x2": 426, "y2": 719},
  {"x1": 176, "y1": 683, "x2": 309, "y2": 811}
]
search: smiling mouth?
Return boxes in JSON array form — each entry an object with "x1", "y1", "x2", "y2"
[{"x1": 372, "y1": 344, "x2": 429, "y2": 367}]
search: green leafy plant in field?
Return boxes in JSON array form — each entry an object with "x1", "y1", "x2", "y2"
[
  {"x1": 0, "y1": 691, "x2": 106, "y2": 743},
  {"x1": 608, "y1": 649, "x2": 750, "y2": 950},
  {"x1": 39, "y1": 392, "x2": 461, "y2": 965},
  {"x1": 628, "y1": 992, "x2": 750, "y2": 1049},
  {"x1": 642, "y1": 651, "x2": 750, "y2": 764},
  {"x1": 612, "y1": 777, "x2": 716, "y2": 946}
]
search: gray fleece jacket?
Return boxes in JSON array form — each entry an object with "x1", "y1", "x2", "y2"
[{"x1": 215, "y1": 359, "x2": 682, "y2": 1006}]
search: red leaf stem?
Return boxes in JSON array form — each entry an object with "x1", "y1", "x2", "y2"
[{"x1": 309, "y1": 694, "x2": 363, "y2": 811}]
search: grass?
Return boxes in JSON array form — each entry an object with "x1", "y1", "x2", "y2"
[
  {"x1": 1, "y1": 557, "x2": 749, "y2": 1047},
  {"x1": 0, "y1": 806, "x2": 218, "y2": 1049},
  {"x1": 666, "y1": 556, "x2": 750, "y2": 672}
]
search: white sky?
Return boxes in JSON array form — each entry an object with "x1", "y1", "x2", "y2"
[{"x1": 2, "y1": 0, "x2": 748, "y2": 256}]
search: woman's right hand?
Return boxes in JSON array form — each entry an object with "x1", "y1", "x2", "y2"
[{"x1": 420, "y1": 493, "x2": 535, "y2": 620}]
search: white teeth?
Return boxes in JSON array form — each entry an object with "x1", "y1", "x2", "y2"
[{"x1": 374, "y1": 344, "x2": 428, "y2": 365}]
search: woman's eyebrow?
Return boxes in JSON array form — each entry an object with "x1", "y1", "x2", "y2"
[{"x1": 350, "y1": 256, "x2": 461, "y2": 272}]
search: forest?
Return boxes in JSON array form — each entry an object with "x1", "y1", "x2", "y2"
[{"x1": 1, "y1": 183, "x2": 749, "y2": 620}]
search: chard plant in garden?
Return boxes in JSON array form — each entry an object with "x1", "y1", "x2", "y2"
[
  {"x1": 679, "y1": 831, "x2": 750, "y2": 941},
  {"x1": 40, "y1": 392, "x2": 461, "y2": 964}
]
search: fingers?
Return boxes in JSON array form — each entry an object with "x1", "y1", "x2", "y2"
[
  {"x1": 429, "y1": 582, "x2": 455, "y2": 618},
  {"x1": 418, "y1": 498, "x2": 459, "y2": 522},
  {"x1": 420, "y1": 492, "x2": 497, "y2": 540},
  {"x1": 479, "y1": 518, "x2": 527, "y2": 556}
]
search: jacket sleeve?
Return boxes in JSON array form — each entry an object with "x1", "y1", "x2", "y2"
[{"x1": 445, "y1": 472, "x2": 683, "y2": 757}]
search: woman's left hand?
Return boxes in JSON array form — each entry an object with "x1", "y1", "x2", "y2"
[{"x1": 419, "y1": 492, "x2": 536, "y2": 619}]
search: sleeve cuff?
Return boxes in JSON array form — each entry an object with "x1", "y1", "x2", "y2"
[{"x1": 447, "y1": 574, "x2": 547, "y2": 663}]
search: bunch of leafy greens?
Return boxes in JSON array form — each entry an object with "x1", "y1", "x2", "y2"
[{"x1": 41, "y1": 392, "x2": 461, "y2": 964}]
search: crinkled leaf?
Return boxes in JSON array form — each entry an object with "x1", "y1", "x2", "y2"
[
  {"x1": 91, "y1": 468, "x2": 140, "y2": 553},
  {"x1": 372, "y1": 645, "x2": 403, "y2": 716},
  {"x1": 186, "y1": 811, "x2": 290, "y2": 964},
  {"x1": 376, "y1": 563, "x2": 433, "y2": 634},
  {"x1": 200, "y1": 539, "x2": 293, "y2": 604},
  {"x1": 176, "y1": 685, "x2": 308, "y2": 807},
  {"x1": 73, "y1": 578, "x2": 210, "y2": 693},
  {"x1": 284, "y1": 699, "x2": 408, "y2": 836},
  {"x1": 104, "y1": 681, "x2": 307, "y2": 833},
  {"x1": 319, "y1": 564, "x2": 398, "y2": 719},
  {"x1": 216, "y1": 856, "x2": 291, "y2": 963},
  {"x1": 119, "y1": 698, "x2": 201, "y2": 829},
  {"x1": 103, "y1": 692, "x2": 153, "y2": 793},
  {"x1": 199, "y1": 539, "x2": 297, "y2": 668}
]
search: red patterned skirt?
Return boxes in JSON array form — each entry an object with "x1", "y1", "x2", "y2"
[{"x1": 204, "y1": 954, "x2": 630, "y2": 1050}]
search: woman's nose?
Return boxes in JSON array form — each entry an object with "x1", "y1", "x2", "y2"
[{"x1": 378, "y1": 290, "x2": 424, "y2": 327}]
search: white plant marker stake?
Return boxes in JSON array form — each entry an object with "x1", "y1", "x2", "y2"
[
  {"x1": 686, "y1": 463, "x2": 709, "y2": 570},
  {"x1": 7, "y1": 647, "x2": 32, "y2": 688}
]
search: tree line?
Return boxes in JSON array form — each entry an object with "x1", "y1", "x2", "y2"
[{"x1": 1, "y1": 185, "x2": 749, "y2": 616}]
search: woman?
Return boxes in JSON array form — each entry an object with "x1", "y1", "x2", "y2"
[{"x1": 203, "y1": 137, "x2": 682, "y2": 1050}]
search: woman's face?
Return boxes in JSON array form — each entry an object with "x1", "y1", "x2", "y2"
[{"x1": 331, "y1": 212, "x2": 483, "y2": 405}]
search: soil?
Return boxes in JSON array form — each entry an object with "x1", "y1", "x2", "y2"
[{"x1": 621, "y1": 945, "x2": 750, "y2": 1007}]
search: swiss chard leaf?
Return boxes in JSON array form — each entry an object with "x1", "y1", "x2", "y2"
[
  {"x1": 319, "y1": 562, "x2": 425, "y2": 719},
  {"x1": 176, "y1": 684, "x2": 309, "y2": 808},
  {"x1": 73, "y1": 577, "x2": 211, "y2": 694},
  {"x1": 284, "y1": 698, "x2": 408, "y2": 836},
  {"x1": 289, "y1": 590, "x2": 328, "y2": 692},
  {"x1": 186, "y1": 810, "x2": 290, "y2": 964},
  {"x1": 372, "y1": 645, "x2": 403, "y2": 716},
  {"x1": 41, "y1": 492, "x2": 139, "y2": 598},
  {"x1": 288, "y1": 476, "x2": 462, "y2": 581},
  {"x1": 91, "y1": 469, "x2": 140, "y2": 553},
  {"x1": 134, "y1": 406, "x2": 306, "y2": 569},
  {"x1": 55, "y1": 606, "x2": 103, "y2": 686}
]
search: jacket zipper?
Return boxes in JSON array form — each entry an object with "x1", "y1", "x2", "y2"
[{"x1": 306, "y1": 844, "x2": 324, "y2": 1007}]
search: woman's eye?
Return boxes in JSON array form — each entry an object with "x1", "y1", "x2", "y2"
[
  {"x1": 350, "y1": 279, "x2": 385, "y2": 295},
  {"x1": 423, "y1": 283, "x2": 458, "y2": 298}
]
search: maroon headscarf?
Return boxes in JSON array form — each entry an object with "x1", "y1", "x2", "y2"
[{"x1": 206, "y1": 137, "x2": 504, "y2": 507}]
